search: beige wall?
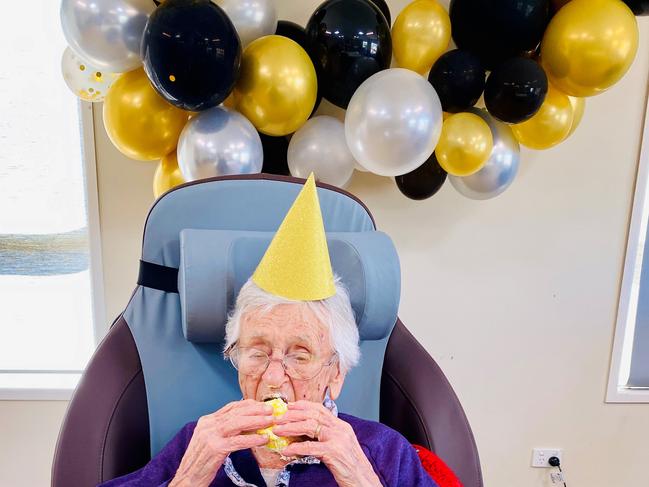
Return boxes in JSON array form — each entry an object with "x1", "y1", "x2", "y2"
[
  {"x1": 2, "y1": 2, "x2": 649, "y2": 486},
  {"x1": 0, "y1": 401, "x2": 69, "y2": 486}
]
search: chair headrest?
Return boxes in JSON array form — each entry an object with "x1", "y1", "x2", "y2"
[{"x1": 178, "y1": 228, "x2": 400, "y2": 343}]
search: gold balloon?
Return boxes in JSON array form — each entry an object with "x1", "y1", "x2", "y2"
[
  {"x1": 103, "y1": 69, "x2": 190, "y2": 161},
  {"x1": 436, "y1": 113, "x2": 493, "y2": 177},
  {"x1": 567, "y1": 96, "x2": 586, "y2": 138},
  {"x1": 540, "y1": 0, "x2": 639, "y2": 97},
  {"x1": 222, "y1": 92, "x2": 236, "y2": 110},
  {"x1": 511, "y1": 83, "x2": 574, "y2": 150},
  {"x1": 153, "y1": 150, "x2": 185, "y2": 198},
  {"x1": 234, "y1": 35, "x2": 317, "y2": 136},
  {"x1": 392, "y1": 0, "x2": 451, "y2": 75}
]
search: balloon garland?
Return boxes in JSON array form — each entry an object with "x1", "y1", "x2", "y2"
[{"x1": 59, "y1": 0, "x2": 646, "y2": 201}]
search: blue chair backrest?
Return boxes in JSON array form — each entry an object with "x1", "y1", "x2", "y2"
[{"x1": 123, "y1": 177, "x2": 401, "y2": 455}]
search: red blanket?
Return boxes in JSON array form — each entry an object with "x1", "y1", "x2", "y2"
[{"x1": 413, "y1": 444, "x2": 463, "y2": 487}]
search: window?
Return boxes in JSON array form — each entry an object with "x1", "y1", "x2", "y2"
[
  {"x1": 607, "y1": 86, "x2": 649, "y2": 403},
  {"x1": 0, "y1": 0, "x2": 105, "y2": 399}
]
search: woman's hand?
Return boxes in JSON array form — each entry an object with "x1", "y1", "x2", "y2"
[
  {"x1": 169, "y1": 399, "x2": 274, "y2": 487},
  {"x1": 272, "y1": 401, "x2": 382, "y2": 487}
]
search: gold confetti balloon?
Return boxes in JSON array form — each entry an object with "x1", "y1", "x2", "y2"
[{"x1": 61, "y1": 47, "x2": 118, "y2": 102}]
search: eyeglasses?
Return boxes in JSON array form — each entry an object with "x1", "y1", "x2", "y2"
[{"x1": 226, "y1": 346, "x2": 338, "y2": 380}]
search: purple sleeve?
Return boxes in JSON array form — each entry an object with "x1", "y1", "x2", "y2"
[
  {"x1": 97, "y1": 422, "x2": 197, "y2": 487},
  {"x1": 362, "y1": 429, "x2": 439, "y2": 487}
]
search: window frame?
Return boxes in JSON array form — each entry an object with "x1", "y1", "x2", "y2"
[
  {"x1": 607, "y1": 82, "x2": 649, "y2": 403},
  {"x1": 0, "y1": 100, "x2": 106, "y2": 401}
]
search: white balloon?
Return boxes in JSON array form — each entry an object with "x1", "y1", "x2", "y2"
[
  {"x1": 178, "y1": 107, "x2": 263, "y2": 181},
  {"x1": 288, "y1": 116, "x2": 355, "y2": 188},
  {"x1": 60, "y1": 0, "x2": 155, "y2": 73},
  {"x1": 61, "y1": 47, "x2": 119, "y2": 102},
  {"x1": 215, "y1": 0, "x2": 278, "y2": 47},
  {"x1": 345, "y1": 68, "x2": 443, "y2": 177}
]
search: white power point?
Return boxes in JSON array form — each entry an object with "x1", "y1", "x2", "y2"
[{"x1": 531, "y1": 448, "x2": 563, "y2": 468}]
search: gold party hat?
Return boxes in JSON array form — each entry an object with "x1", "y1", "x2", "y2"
[{"x1": 252, "y1": 174, "x2": 335, "y2": 300}]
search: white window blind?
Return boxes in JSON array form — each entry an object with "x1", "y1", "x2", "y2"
[{"x1": 0, "y1": 0, "x2": 104, "y2": 397}]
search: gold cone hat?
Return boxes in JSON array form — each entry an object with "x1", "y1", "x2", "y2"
[{"x1": 252, "y1": 174, "x2": 335, "y2": 301}]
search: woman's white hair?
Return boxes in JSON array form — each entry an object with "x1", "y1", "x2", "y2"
[{"x1": 223, "y1": 274, "x2": 360, "y2": 372}]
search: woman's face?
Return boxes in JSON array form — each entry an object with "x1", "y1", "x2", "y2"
[{"x1": 236, "y1": 303, "x2": 345, "y2": 403}]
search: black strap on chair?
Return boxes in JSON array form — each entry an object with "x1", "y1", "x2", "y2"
[{"x1": 137, "y1": 260, "x2": 179, "y2": 293}]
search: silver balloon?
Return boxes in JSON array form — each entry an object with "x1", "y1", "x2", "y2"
[
  {"x1": 288, "y1": 116, "x2": 355, "y2": 188},
  {"x1": 344, "y1": 68, "x2": 443, "y2": 177},
  {"x1": 60, "y1": 0, "x2": 155, "y2": 73},
  {"x1": 178, "y1": 107, "x2": 263, "y2": 181},
  {"x1": 449, "y1": 108, "x2": 520, "y2": 200},
  {"x1": 215, "y1": 0, "x2": 277, "y2": 47}
]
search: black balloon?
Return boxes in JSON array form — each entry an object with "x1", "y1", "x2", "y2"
[
  {"x1": 484, "y1": 57, "x2": 548, "y2": 124},
  {"x1": 449, "y1": 0, "x2": 550, "y2": 69},
  {"x1": 395, "y1": 153, "x2": 447, "y2": 200},
  {"x1": 275, "y1": 20, "x2": 323, "y2": 115},
  {"x1": 428, "y1": 49, "x2": 486, "y2": 113},
  {"x1": 141, "y1": 0, "x2": 241, "y2": 111},
  {"x1": 260, "y1": 133, "x2": 290, "y2": 176},
  {"x1": 276, "y1": 20, "x2": 309, "y2": 48},
  {"x1": 306, "y1": 0, "x2": 392, "y2": 108},
  {"x1": 623, "y1": 0, "x2": 649, "y2": 15},
  {"x1": 369, "y1": 0, "x2": 391, "y2": 24}
]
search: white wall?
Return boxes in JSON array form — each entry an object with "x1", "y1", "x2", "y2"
[{"x1": 2, "y1": 2, "x2": 648, "y2": 486}]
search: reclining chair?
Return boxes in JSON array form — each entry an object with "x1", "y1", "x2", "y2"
[{"x1": 51, "y1": 174, "x2": 483, "y2": 487}]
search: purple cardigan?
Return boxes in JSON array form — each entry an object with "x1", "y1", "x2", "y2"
[{"x1": 98, "y1": 413, "x2": 438, "y2": 486}]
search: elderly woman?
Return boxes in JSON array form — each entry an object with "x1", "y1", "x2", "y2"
[
  {"x1": 100, "y1": 175, "x2": 437, "y2": 486},
  {"x1": 99, "y1": 277, "x2": 437, "y2": 487}
]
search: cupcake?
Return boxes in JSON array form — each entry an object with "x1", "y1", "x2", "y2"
[{"x1": 257, "y1": 395, "x2": 291, "y2": 452}]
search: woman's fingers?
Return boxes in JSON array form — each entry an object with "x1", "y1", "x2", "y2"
[
  {"x1": 273, "y1": 410, "x2": 307, "y2": 424},
  {"x1": 202, "y1": 400, "x2": 272, "y2": 427},
  {"x1": 209, "y1": 399, "x2": 253, "y2": 416},
  {"x1": 281, "y1": 440, "x2": 327, "y2": 458},
  {"x1": 274, "y1": 408, "x2": 333, "y2": 427},
  {"x1": 227, "y1": 433, "x2": 269, "y2": 451},
  {"x1": 272, "y1": 419, "x2": 320, "y2": 438},
  {"x1": 225, "y1": 400, "x2": 273, "y2": 416},
  {"x1": 287, "y1": 400, "x2": 310, "y2": 409},
  {"x1": 220, "y1": 413, "x2": 276, "y2": 437},
  {"x1": 239, "y1": 400, "x2": 275, "y2": 415}
]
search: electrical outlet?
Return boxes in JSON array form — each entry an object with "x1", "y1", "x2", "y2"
[
  {"x1": 531, "y1": 448, "x2": 563, "y2": 468},
  {"x1": 550, "y1": 472, "x2": 566, "y2": 484}
]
